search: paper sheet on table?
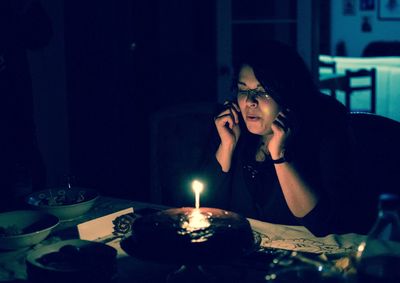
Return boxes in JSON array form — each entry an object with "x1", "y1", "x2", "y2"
[
  {"x1": 78, "y1": 207, "x2": 134, "y2": 241},
  {"x1": 248, "y1": 218, "x2": 366, "y2": 256}
]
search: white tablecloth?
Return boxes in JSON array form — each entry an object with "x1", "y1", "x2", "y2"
[{"x1": 249, "y1": 218, "x2": 365, "y2": 256}]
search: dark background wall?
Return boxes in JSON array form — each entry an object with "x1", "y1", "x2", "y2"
[{"x1": 62, "y1": 0, "x2": 216, "y2": 201}]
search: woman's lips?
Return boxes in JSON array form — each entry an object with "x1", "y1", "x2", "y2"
[{"x1": 246, "y1": 115, "x2": 260, "y2": 122}]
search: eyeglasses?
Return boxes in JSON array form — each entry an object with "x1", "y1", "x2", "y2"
[{"x1": 237, "y1": 89, "x2": 271, "y2": 101}]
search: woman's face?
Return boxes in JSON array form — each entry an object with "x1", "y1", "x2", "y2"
[{"x1": 237, "y1": 65, "x2": 281, "y2": 136}]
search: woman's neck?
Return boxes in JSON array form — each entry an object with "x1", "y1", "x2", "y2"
[
  {"x1": 261, "y1": 133, "x2": 273, "y2": 145},
  {"x1": 255, "y1": 134, "x2": 273, "y2": 162}
]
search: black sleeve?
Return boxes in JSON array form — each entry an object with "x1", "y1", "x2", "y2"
[{"x1": 297, "y1": 109, "x2": 359, "y2": 236}]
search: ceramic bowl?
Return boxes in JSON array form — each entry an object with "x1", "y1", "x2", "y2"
[
  {"x1": 0, "y1": 210, "x2": 59, "y2": 250},
  {"x1": 25, "y1": 187, "x2": 99, "y2": 220},
  {"x1": 26, "y1": 239, "x2": 118, "y2": 283}
]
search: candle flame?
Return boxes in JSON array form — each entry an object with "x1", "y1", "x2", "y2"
[
  {"x1": 192, "y1": 180, "x2": 204, "y2": 193},
  {"x1": 192, "y1": 180, "x2": 204, "y2": 209}
]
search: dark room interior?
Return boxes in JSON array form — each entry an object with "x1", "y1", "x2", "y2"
[{"x1": 1, "y1": 1, "x2": 400, "y2": 281}]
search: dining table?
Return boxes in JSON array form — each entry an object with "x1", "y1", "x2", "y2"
[{"x1": 0, "y1": 196, "x2": 366, "y2": 283}]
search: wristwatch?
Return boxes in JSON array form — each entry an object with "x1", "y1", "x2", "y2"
[
  {"x1": 271, "y1": 149, "x2": 289, "y2": 164},
  {"x1": 271, "y1": 156, "x2": 286, "y2": 164}
]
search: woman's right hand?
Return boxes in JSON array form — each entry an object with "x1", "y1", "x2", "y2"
[
  {"x1": 214, "y1": 101, "x2": 241, "y2": 172},
  {"x1": 214, "y1": 101, "x2": 241, "y2": 150}
]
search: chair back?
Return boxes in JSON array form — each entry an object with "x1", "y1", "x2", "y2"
[
  {"x1": 149, "y1": 102, "x2": 218, "y2": 206},
  {"x1": 319, "y1": 60, "x2": 337, "y2": 74},
  {"x1": 344, "y1": 68, "x2": 376, "y2": 113},
  {"x1": 349, "y1": 112, "x2": 400, "y2": 229},
  {"x1": 319, "y1": 60, "x2": 337, "y2": 98}
]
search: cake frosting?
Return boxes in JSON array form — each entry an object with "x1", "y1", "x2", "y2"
[{"x1": 121, "y1": 207, "x2": 255, "y2": 263}]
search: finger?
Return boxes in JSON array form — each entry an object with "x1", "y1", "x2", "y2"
[
  {"x1": 223, "y1": 100, "x2": 240, "y2": 112},
  {"x1": 219, "y1": 104, "x2": 239, "y2": 125},
  {"x1": 231, "y1": 102, "x2": 241, "y2": 113},
  {"x1": 272, "y1": 119, "x2": 288, "y2": 132},
  {"x1": 215, "y1": 113, "x2": 235, "y2": 129},
  {"x1": 275, "y1": 113, "x2": 292, "y2": 131},
  {"x1": 229, "y1": 106, "x2": 240, "y2": 125},
  {"x1": 275, "y1": 113, "x2": 288, "y2": 125},
  {"x1": 231, "y1": 103, "x2": 241, "y2": 125},
  {"x1": 215, "y1": 108, "x2": 232, "y2": 120},
  {"x1": 223, "y1": 101, "x2": 234, "y2": 110}
]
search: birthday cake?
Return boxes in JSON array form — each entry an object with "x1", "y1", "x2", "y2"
[{"x1": 121, "y1": 207, "x2": 255, "y2": 263}]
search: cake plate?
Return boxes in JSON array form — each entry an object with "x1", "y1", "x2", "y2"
[{"x1": 120, "y1": 207, "x2": 260, "y2": 282}]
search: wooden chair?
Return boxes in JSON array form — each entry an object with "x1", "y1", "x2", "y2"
[
  {"x1": 319, "y1": 60, "x2": 337, "y2": 73},
  {"x1": 344, "y1": 68, "x2": 376, "y2": 113},
  {"x1": 319, "y1": 60, "x2": 337, "y2": 98}
]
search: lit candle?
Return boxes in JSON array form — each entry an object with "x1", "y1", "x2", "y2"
[{"x1": 192, "y1": 180, "x2": 204, "y2": 209}]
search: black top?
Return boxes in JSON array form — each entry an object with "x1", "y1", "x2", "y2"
[{"x1": 199, "y1": 95, "x2": 360, "y2": 237}]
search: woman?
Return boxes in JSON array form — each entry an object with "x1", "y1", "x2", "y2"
[{"x1": 201, "y1": 41, "x2": 359, "y2": 236}]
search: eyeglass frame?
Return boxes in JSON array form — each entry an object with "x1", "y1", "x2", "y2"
[{"x1": 236, "y1": 89, "x2": 271, "y2": 102}]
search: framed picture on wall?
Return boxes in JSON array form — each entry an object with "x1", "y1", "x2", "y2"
[
  {"x1": 360, "y1": 0, "x2": 375, "y2": 10},
  {"x1": 343, "y1": 0, "x2": 356, "y2": 15},
  {"x1": 379, "y1": 0, "x2": 400, "y2": 20}
]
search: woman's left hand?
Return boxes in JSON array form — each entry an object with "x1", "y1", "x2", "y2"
[{"x1": 268, "y1": 109, "x2": 293, "y2": 160}]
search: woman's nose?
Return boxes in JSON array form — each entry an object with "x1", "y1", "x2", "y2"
[{"x1": 246, "y1": 96, "x2": 258, "y2": 107}]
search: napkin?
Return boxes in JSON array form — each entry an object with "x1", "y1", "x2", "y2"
[{"x1": 77, "y1": 207, "x2": 134, "y2": 242}]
